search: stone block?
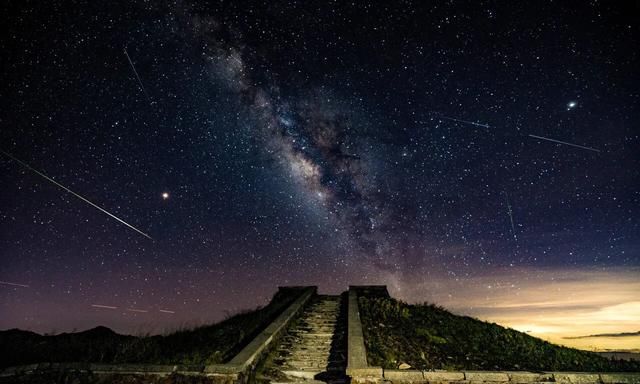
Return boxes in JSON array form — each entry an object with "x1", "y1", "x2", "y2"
[
  {"x1": 423, "y1": 371, "x2": 466, "y2": 382},
  {"x1": 385, "y1": 369, "x2": 425, "y2": 382},
  {"x1": 464, "y1": 371, "x2": 510, "y2": 382},
  {"x1": 174, "y1": 364, "x2": 205, "y2": 372},
  {"x1": 600, "y1": 373, "x2": 640, "y2": 384},
  {"x1": 553, "y1": 373, "x2": 601, "y2": 383},
  {"x1": 204, "y1": 364, "x2": 242, "y2": 374},
  {"x1": 508, "y1": 372, "x2": 554, "y2": 383},
  {"x1": 348, "y1": 366, "x2": 385, "y2": 378},
  {"x1": 352, "y1": 377, "x2": 385, "y2": 384}
]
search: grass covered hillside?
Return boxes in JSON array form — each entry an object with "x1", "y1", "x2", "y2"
[
  {"x1": 358, "y1": 296, "x2": 640, "y2": 372},
  {"x1": 0, "y1": 288, "x2": 302, "y2": 368}
]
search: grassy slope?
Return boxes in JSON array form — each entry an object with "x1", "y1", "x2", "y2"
[
  {"x1": 358, "y1": 296, "x2": 640, "y2": 372},
  {"x1": 0, "y1": 289, "x2": 300, "y2": 368}
]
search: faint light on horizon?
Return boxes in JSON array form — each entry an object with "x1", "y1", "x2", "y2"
[{"x1": 507, "y1": 323, "x2": 563, "y2": 335}]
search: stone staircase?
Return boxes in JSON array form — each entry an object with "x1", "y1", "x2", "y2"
[{"x1": 258, "y1": 295, "x2": 348, "y2": 384}]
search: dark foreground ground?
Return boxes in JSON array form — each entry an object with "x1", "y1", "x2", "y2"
[{"x1": 1, "y1": 372, "x2": 214, "y2": 384}]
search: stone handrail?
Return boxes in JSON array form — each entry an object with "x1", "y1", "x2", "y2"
[
  {"x1": 346, "y1": 286, "x2": 384, "y2": 379},
  {"x1": 223, "y1": 285, "x2": 316, "y2": 377}
]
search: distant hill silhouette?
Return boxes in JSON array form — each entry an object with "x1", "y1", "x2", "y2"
[{"x1": 565, "y1": 331, "x2": 640, "y2": 339}]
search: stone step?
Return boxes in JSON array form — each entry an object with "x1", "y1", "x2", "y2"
[
  {"x1": 270, "y1": 381, "x2": 347, "y2": 384},
  {"x1": 286, "y1": 346, "x2": 338, "y2": 352},
  {"x1": 296, "y1": 322, "x2": 337, "y2": 327},
  {"x1": 286, "y1": 358, "x2": 345, "y2": 363},
  {"x1": 281, "y1": 370, "x2": 318, "y2": 380},
  {"x1": 284, "y1": 360, "x2": 346, "y2": 368},
  {"x1": 264, "y1": 373, "x2": 348, "y2": 383},
  {"x1": 290, "y1": 354, "x2": 344, "y2": 361},
  {"x1": 290, "y1": 330, "x2": 335, "y2": 335},
  {"x1": 293, "y1": 326, "x2": 335, "y2": 335},
  {"x1": 291, "y1": 329, "x2": 336, "y2": 335},
  {"x1": 295, "y1": 323, "x2": 336, "y2": 328},
  {"x1": 281, "y1": 347, "x2": 334, "y2": 354},
  {"x1": 276, "y1": 346, "x2": 334, "y2": 353},
  {"x1": 282, "y1": 339, "x2": 333, "y2": 345},
  {"x1": 262, "y1": 296, "x2": 347, "y2": 383},
  {"x1": 281, "y1": 338, "x2": 333, "y2": 345},
  {"x1": 307, "y1": 312, "x2": 338, "y2": 315},
  {"x1": 298, "y1": 323, "x2": 336, "y2": 328},
  {"x1": 282, "y1": 365, "x2": 346, "y2": 373},
  {"x1": 280, "y1": 351, "x2": 333, "y2": 358},
  {"x1": 287, "y1": 330, "x2": 333, "y2": 338},
  {"x1": 269, "y1": 381, "x2": 339, "y2": 384}
]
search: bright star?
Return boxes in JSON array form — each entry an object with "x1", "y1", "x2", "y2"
[{"x1": 162, "y1": 192, "x2": 169, "y2": 200}]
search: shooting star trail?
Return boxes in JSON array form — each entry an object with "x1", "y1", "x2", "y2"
[
  {"x1": 528, "y1": 134, "x2": 600, "y2": 153},
  {"x1": 123, "y1": 48, "x2": 153, "y2": 104},
  {"x1": 1, "y1": 150, "x2": 153, "y2": 240},
  {"x1": 159, "y1": 309, "x2": 175, "y2": 314},
  {"x1": 0, "y1": 280, "x2": 30, "y2": 288},
  {"x1": 437, "y1": 115, "x2": 490, "y2": 128},
  {"x1": 127, "y1": 308, "x2": 149, "y2": 313},
  {"x1": 504, "y1": 191, "x2": 517, "y2": 241},
  {"x1": 91, "y1": 304, "x2": 118, "y2": 310}
]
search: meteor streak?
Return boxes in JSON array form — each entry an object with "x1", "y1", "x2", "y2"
[
  {"x1": 159, "y1": 309, "x2": 175, "y2": 314},
  {"x1": 91, "y1": 304, "x2": 117, "y2": 309},
  {"x1": 1, "y1": 150, "x2": 153, "y2": 240},
  {"x1": 438, "y1": 115, "x2": 490, "y2": 128},
  {"x1": 123, "y1": 48, "x2": 152, "y2": 103},
  {"x1": 127, "y1": 308, "x2": 149, "y2": 313},
  {"x1": 0, "y1": 280, "x2": 30, "y2": 288},
  {"x1": 504, "y1": 191, "x2": 517, "y2": 241},
  {"x1": 528, "y1": 134, "x2": 600, "y2": 153}
]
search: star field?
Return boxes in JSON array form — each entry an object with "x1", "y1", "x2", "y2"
[{"x1": 0, "y1": 1, "x2": 638, "y2": 346}]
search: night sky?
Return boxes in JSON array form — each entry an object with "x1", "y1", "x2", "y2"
[{"x1": 1, "y1": 1, "x2": 638, "y2": 348}]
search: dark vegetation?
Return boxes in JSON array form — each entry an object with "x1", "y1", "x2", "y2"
[
  {"x1": 0, "y1": 372, "x2": 215, "y2": 384},
  {"x1": 358, "y1": 295, "x2": 640, "y2": 372},
  {"x1": 0, "y1": 289, "x2": 301, "y2": 368}
]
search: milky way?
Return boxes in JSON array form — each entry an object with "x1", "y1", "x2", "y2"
[{"x1": 190, "y1": 12, "x2": 396, "y2": 264}]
